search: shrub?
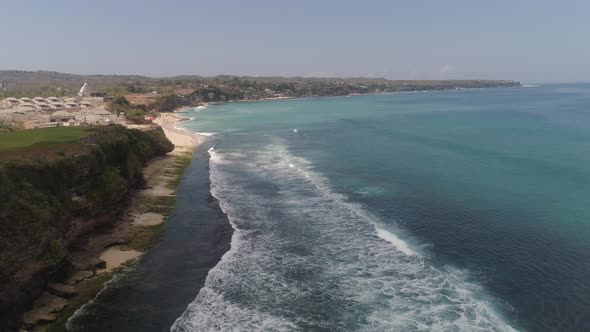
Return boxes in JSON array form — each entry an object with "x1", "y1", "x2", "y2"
[{"x1": 42, "y1": 240, "x2": 67, "y2": 266}]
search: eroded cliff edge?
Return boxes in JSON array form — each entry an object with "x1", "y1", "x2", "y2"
[{"x1": 0, "y1": 125, "x2": 173, "y2": 330}]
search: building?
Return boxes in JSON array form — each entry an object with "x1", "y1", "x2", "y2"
[
  {"x1": 79, "y1": 100, "x2": 93, "y2": 108},
  {"x1": 50, "y1": 110, "x2": 76, "y2": 123},
  {"x1": 64, "y1": 118, "x2": 78, "y2": 127},
  {"x1": 2, "y1": 97, "x2": 19, "y2": 108},
  {"x1": 35, "y1": 102, "x2": 50, "y2": 110},
  {"x1": 16, "y1": 104, "x2": 38, "y2": 112},
  {"x1": 50, "y1": 102, "x2": 64, "y2": 109}
]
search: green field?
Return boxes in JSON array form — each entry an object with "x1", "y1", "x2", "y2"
[{"x1": 0, "y1": 127, "x2": 91, "y2": 152}]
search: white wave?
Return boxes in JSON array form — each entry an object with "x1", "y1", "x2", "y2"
[
  {"x1": 172, "y1": 124, "x2": 191, "y2": 133},
  {"x1": 375, "y1": 225, "x2": 416, "y2": 256},
  {"x1": 172, "y1": 142, "x2": 517, "y2": 332},
  {"x1": 207, "y1": 146, "x2": 229, "y2": 165},
  {"x1": 195, "y1": 132, "x2": 216, "y2": 137},
  {"x1": 196, "y1": 105, "x2": 207, "y2": 110},
  {"x1": 293, "y1": 129, "x2": 298, "y2": 133},
  {"x1": 522, "y1": 84, "x2": 540, "y2": 88},
  {"x1": 66, "y1": 269, "x2": 130, "y2": 330}
]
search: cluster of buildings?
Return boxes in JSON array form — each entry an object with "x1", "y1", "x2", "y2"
[
  {"x1": 2, "y1": 96, "x2": 95, "y2": 112},
  {"x1": 1, "y1": 97, "x2": 123, "y2": 130},
  {"x1": 0, "y1": 82, "x2": 125, "y2": 129}
]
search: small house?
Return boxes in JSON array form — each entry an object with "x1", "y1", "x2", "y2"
[
  {"x1": 79, "y1": 100, "x2": 93, "y2": 108},
  {"x1": 2, "y1": 97, "x2": 19, "y2": 108},
  {"x1": 17, "y1": 104, "x2": 38, "y2": 112},
  {"x1": 50, "y1": 110, "x2": 76, "y2": 123}
]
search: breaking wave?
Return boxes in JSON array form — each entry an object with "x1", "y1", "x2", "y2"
[{"x1": 171, "y1": 142, "x2": 517, "y2": 331}]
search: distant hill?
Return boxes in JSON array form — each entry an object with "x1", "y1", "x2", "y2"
[
  {"x1": 0, "y1": 70, "x2": 151, "y2": 82},
  {"x1": 0, "y1": 70, "x2": 520, "y2": 99}
]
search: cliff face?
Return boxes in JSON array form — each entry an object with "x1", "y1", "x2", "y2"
[{"x1": 0, "y1": 125, "x2": 173, "y2": 330}]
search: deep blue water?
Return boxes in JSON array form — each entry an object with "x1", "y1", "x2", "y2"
[{"x1": 173, "y1": 85, "x2": 590, "y2": 331}]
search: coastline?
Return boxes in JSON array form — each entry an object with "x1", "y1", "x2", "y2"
[
  {"x1": 96, "y1": 114, "x2": 204, "y2": 279},
  {"x1": 22, "y1": 116, "x2": 204, "y2": 331},
  {"x1": 64, "y1": 123, "x2": 233, "y2": 331},
  {"x1": 189, "y1": 85, "x2": 522, "y2": 110},
  {"x1": 153, "y1": 112, "x2": 205, "y2": 148}
]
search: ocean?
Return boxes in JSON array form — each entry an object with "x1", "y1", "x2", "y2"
[{"x1": 72, "y1": 84, "x2": 590, "y2": 331}]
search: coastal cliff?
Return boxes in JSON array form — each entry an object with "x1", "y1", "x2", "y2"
[{"x1": 0, "y1": 125, "x2": 173, "y2": 330}]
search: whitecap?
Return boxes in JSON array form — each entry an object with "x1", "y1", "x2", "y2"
[
  {"x1": 172, "y1": 142, "x2": 517, "y2": 332},
  {"x1": 195, "y1": 132, "x2": 216, "y2": 137},
  {"x1": 375, "y1": 225, "x2": 416, "y2": 256}
]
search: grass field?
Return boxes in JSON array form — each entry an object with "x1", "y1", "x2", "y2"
[{"x1": 0, "y1": 127, "x2": 91, "y2": 152}]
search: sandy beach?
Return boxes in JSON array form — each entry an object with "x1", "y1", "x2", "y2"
[
  {"x1": 153, "y1": 112, "x2": 204, "y2": 149},
  {"x1": 98, "y1": 112, "x2": 203, "y2": 273}
]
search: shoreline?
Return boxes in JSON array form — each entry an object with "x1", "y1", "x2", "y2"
[
  {"x1": 96, "y1": 114, "x2": 204, "y2": 280},
  {"x1": 181, "y1": 85, "x2": 522, "y2": 109},
  {"x1": 64, "y1": 129, "x2": 232, "y2": 331},
  {"x1": 153, "y1": 112, "x2": 205, "y2": 148},
  {"x1": 22, "y1": 117, "x2": 205, "y2": 331}
]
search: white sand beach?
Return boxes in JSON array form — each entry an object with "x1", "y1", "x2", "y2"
[{"x1": 153, "y1": 112, "x2": 204, "y2": 149}]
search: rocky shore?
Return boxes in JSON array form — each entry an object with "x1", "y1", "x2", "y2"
[{"x1": 0, "y1": 123, "x2": 201, "y2": 331}]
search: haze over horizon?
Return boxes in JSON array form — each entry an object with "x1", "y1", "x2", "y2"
[{"x1": 2, "y1": 0, "x2": 589, "y2": 83}]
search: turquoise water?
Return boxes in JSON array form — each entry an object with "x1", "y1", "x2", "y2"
[{"x1": 174, "y1": 85, "x2": 590, "y2": 331}]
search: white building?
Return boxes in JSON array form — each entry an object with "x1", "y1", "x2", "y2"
[
  {"x1": 16, "y1": 104, "x2": 38, "y2": 112},
  {"x1": 35, "y1": 102, "x2": 50, "y2": 110},
  {"x1": 2, "y1": 97, "x2": 19, "y2": 108},
  {"x1": 79, "y1": 100, "x2": 93, "y2": 108},
  {"x1": 50, "y1": 110, "x2": 76, "y2": 123}
]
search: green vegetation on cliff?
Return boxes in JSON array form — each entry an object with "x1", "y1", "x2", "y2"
[
  {"x1": 106, "y1": 96, "x2": 150, "y2": 124},
  {"x1": 150, "y1": 93, "x2": 181, "y2": 112},
  {"x1": 0, "y1": 125, "x2": 173, "y2": 330}
]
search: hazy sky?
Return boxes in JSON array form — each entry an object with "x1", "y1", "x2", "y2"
[{"x1": 2, "y1": 0, "x2": 589, "y2": 83}]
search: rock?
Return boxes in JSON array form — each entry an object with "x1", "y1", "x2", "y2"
[
  {"x1": 65, "y1": 270, "x2": 94, "y2": 285},
  {"x1": 95, "y1": 259, "x2": 107, "y2": 269},
  {"x1": 107, "y1": 238, "x2": 128, "y2": 246},
  {"x1": 20, "y1": 292, "x2": 68, "y2": 329},
  {"x1": 32, "y1": 292, "x2": 68, "y2": 313},
  {"x1": 22, "y1": 312, "x2": 56, "y2": 327},
  {"x1": 66, "y1": 251, "x2": 106, "y2": 270},
  {"x1": 47, "y1": 284, "x2": 77, "y2": 298}
]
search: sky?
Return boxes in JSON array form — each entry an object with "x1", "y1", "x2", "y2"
[{"x1": 2, "y1": 0, "x2": 589, "y2": 83}]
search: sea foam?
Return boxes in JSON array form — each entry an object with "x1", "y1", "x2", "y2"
[
  {"x1": 172, "y1": 142, "x2": 517, "y2": 331},
  {"x1": 375, "y1": 226, "x2": 416, "y2": 256}
]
